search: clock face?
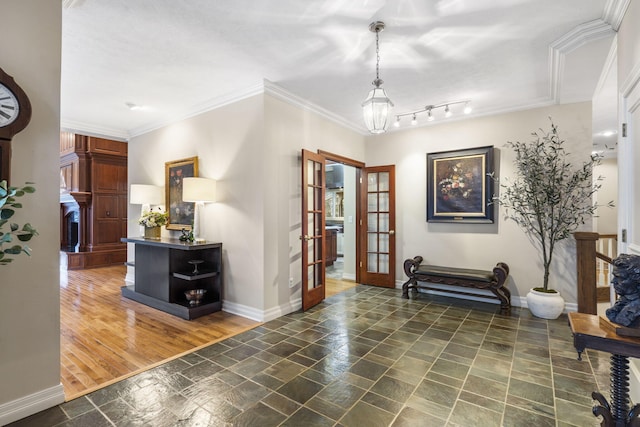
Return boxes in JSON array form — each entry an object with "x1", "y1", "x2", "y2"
[{"x1": 0, "y1": 83, "x2": 20, "y2": 127}]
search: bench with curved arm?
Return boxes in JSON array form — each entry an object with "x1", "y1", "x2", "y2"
[{"x1": 402, "y1": 256, "x2": 511, "y2": 311}]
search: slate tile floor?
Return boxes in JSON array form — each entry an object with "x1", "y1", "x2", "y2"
[{"x1": 11, "y1": 286, "x2": 612, "y2": 426}]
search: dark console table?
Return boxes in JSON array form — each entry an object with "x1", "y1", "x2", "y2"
[
  {"x1": 121, "y1": 237, "x2": 223, "y2": 320},
  {"x1": 568, "y1": 312, "x2": 640, "y2": 426}
]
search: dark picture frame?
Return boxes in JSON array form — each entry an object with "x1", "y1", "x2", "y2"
[
  {"x1": 427, "y1": 146, "x2": 494, "y2": 223},
  {"x1": 165, "y1": 156, "x2": 198, "y2": 230}
]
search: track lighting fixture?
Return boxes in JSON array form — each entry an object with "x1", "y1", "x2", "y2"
[{"x1": 392, "y1": 100, "x2": 472, "y2": 129}]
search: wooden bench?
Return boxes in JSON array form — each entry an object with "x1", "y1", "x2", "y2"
[{"x1": 402, "y1": 256, "x2": 511, "y2": 310}]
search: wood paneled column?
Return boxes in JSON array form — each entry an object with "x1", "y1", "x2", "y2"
[{"x1": 574, "y1": 231, "x2": 599, "y2": 315}]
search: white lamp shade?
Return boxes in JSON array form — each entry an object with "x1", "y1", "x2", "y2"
[
  {"x1": 182, "y1": 177, "x2": 216, "y2": 203},
  {"x1": 362, "y1": 87, "x2": 394, "y2": 134},
  {"x1": 130, "y1": 184, "x2": 163, "y2": 205}
]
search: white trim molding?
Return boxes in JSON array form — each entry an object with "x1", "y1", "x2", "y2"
[
  {"x1": 222, "y1": 297, "x2": 301, "y2": 322},
  {"x1": 549, "y1": 19, "x2": 615, "y2": 102},
  {"x1": 603, "y1": 0, "x2": 632, "y2": 31},
  {"x1": 263, "y1": 80, "x2": 364, "y2": 134},
  {"x1": 129, "y1": 82, "x2": 265, "y2": 138},
  {"x1": 0, "y1": 384, "x2": 65, "y2": 426}
]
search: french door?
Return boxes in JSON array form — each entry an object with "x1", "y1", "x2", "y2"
[
  {"x1": 301, "y1": 150, "x2": 396, "y2": 310},
  {"x1": 359, "y1": 165, "x2": 396, "y2": 288},
  {"x1": 301, "y1": 149, "x2": 326, "y2": 310}
]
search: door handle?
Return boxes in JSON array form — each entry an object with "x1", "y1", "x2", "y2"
[
  {"x1": 389, "y1": 230, "x2": 395, "y2": 235},
  {"x1": 299, "y1": 235, "x2": 312, "y2": 241}
]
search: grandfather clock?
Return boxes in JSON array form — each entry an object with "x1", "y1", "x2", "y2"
[{"x1": 0, "y1": 66, "x2": 32, "y2": 184}]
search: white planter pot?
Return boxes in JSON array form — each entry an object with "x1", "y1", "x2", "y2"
[{"x1": 526, "y1": 289, "x2": 565, "y2": 319}]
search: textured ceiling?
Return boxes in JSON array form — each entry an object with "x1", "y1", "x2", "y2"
[{"x1": 61, "y1": 0, "x2": 618, "y2": 145}]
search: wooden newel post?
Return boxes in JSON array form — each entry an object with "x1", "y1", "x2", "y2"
[{"x1": 574, "y1": 232, "x2": 599, "y2": 314}]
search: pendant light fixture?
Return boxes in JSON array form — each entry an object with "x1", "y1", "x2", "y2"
[{"x1": 362, "y1": 21, "x2": 393, "y2": 134}]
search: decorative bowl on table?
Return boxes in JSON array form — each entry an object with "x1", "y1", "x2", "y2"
[{"x1": 185, "y1": 289, "x2": 207, "y2": 306}]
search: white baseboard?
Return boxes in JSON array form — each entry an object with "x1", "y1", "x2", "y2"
[
  {"x1": 0, "y1": 384, "x2": 65, "y2": 426},
  {"x1": 124, "y1": 265, "x2": 135, "y2": 287},
  {"x1": 222, "y1": 298, "x2": 302, "y2": 322}
]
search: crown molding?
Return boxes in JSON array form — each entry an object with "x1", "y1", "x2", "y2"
[
  {"x1": 60, "y1": 120, "x2": 129, "y2": 141},
  {"x1": 128, "y1": 83, "x2": 265, "y2": 138},
  {"x1": 549, "y1": 19, "x2": 614, "y2": 102},
  {"x1": 593, "y1": 34, "x2": 618, "y2": 99},
  {"x1": 262, "y1": 80, "x2": 365, "y2": 134},
  {"x1": 603, "y1": 0, "x2": 631, "y2": 31}
]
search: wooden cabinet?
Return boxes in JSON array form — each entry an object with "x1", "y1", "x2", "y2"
[
  {"x1": 60, "y1": 132, "x2": 128, "y2": 269},
  {"x1": 325, "y1": 228, "x2": 337, "y2": 266},
  {"x1": 121, "y1": 237, "x2": 223, "y2": 320}
]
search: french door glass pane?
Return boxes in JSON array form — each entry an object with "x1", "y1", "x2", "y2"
[
  {"x1": 367, "y1": 193, "x2": 377, "y2": 211},
  {"x1": 379, "y1": 254, "x2": 389, "y2": 273},
  {"x1": 307, "y1": 187, "x2": 313, "y2": 210},
  {"x1": 379, "y1": 213, "x2": 389, "y2": 232},
  {"x1": 314, "y1": 162, "x2": 321, "y2": 184},
  {"x1": 379, "y1": 233, "x2": 389, "y2": 252},
  {"x1": 368, "y1": 233, "x2": 378, "y2": 252},
  {"x1": 368, "y1": 173, "x2": 378, "y2": 191},
  {"x1": 368, "y1": 253, "x2": 378, "y2": 273},
  {"x1": 307, "y1": 263, "x2": 321, "y2": 290},
  {"x1": 314, "y1": 212, "x2": 322, "y2": 236},
  {"x1": 379, "y1": 193, "x2": 389, "y2": 211},
  {"x1": 307, "y1": 237, "x2": 315, "y2": 264},
  {"x1": 379, "y1": 172, "x2": 389, "y2": 191},
  {"x1": 367, "y1": 213, "x2": 378, "y2": 232}
]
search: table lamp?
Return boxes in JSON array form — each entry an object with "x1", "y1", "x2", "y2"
[
  {"x1": 182, "y1": 177, "x2": 216, "y2": 242},
  {"x1": 130, "y1": 184, "x2": 163, "y2": 213}
]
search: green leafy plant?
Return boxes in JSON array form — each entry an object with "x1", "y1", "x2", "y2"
[
  {"x1": 0, "y1": 180, "x2": 38, "y2": 265},
  {"x1": 179, "y1": 228, "x2": 194, "y2": 242},
  {"x1": 492, "y1": 119, "x2": 612, "y2": 292}
]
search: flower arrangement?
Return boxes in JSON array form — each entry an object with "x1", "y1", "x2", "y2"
[
  {"x1": 138, "y1": 208, "x2": 168, "y2": 228},
  {"x1": 438, "y1": 160, "x2": 478, "y2": 201}
]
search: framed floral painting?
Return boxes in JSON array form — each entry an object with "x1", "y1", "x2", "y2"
[
  {"x1": 165, "y1": 156, "x2": 198, "y2": 230},
  {"x1": 426, "y1": 146, "x2": 494, "y2": 223}
]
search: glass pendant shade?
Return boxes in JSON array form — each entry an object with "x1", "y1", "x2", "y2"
[{"x1": 362, "y1": 87, "x2": 394, "y2": 134}]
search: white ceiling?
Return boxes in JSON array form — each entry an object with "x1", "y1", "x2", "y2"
[{"x1": 61, "y1": 0, "x2": 621, "y2": 145}]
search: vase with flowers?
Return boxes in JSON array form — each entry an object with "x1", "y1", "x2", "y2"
[{"x1": 138, "y1": 208, "x2": 168, "y2": 240}]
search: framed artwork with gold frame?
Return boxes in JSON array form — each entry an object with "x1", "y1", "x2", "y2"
[{"x1": 165, "y1": 156, "x2": 198, "y2": 230}]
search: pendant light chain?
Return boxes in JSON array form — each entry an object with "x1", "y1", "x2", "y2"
[{"x1": 375, "y1": 28, "x2": 381, "y2": 84}]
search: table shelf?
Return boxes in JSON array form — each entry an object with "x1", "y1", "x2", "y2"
[
  {"x1": 121, "y1": 237, "x2": 223, "y2": 320},
  {"x1": 173, "y1": 270, "x2": 218, "y2": 281}
]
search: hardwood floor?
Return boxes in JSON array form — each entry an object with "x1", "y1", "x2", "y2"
[
  {"x1": 60, "y1": 264, "x2": 259, "y2": 400},
  {"x1": 60, "y1": 263, "x2": 358, "y2": 401},
  {"x1": 325, "y1": 277, "x2": 358, "y2": 297}
]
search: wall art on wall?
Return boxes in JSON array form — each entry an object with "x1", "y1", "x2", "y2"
[
  {"x1": 165, "y1": 156, "x2": 198, "y2": 230},
  {"x1": 426, "y1": 146, "x2": 494, "y2": 223}
]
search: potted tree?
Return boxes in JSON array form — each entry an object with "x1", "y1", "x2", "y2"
[{"x1": 494, "y1": 119, "x2": 610, "y2": 319}]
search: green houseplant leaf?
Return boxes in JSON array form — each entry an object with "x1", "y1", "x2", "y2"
[{"x1": 0, "y1": 180, "x2": 38, "y2": 265}]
